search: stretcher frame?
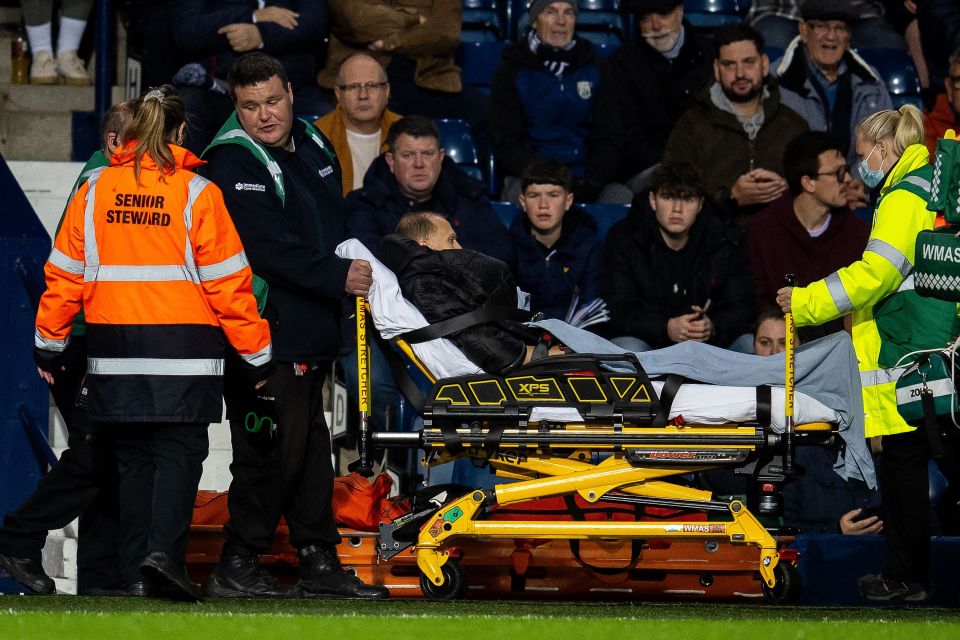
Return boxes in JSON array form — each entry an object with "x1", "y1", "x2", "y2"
[{"x1": 354, "y1": 298, "x2": 833, "y2": 601}]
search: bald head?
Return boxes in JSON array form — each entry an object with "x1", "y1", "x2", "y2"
[{"x1": 334, "y1": 54, "x2": 390, "y2": 134}]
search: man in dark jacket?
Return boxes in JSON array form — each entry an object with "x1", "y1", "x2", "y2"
[
  {"x1": 509, "y1": 159, "x2": 601, "y2": 320},
  {"x1": 170, "y1": 0, "x2": 328, "y2": 153},
  {"x1": 609, "y1": 0, "x2": 713, "y2": 190},
  {"x1": 747, "y1": 131, "x2": 868, "y2": 343},
  {"x1": 347, "y1": 115, "x2": 517, "y2": 270},
  {"x1": 602, "y1": 160, "x2": 755, "y2": 352},
  {"x1": 199, "y1": 54, "x2": 387, "y2": 600},
  {"x1": 379, "y1": 213, "x2": 532, "y2": 375},
  {"x1": 663, "y1": 23, "x2": 808, "y2": 223},
  {"x1": 490, "y1": 0, "x2": 620, "y2": 202}
]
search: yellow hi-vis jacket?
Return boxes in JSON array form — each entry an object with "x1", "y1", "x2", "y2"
[{"x1": 792, "y1": 143, "x2": 932, "y2": 438}]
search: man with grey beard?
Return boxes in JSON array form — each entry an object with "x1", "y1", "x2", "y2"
[{"x1": 606, "y1": 0, "x2": 713, "y2": 193}]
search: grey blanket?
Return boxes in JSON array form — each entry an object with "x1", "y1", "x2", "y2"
[{"x1": 533, "y1": 319, "x2": 875, "y2": 488}]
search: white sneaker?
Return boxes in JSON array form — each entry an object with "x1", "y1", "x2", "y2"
[
  {"x1": 30, "y1": 50, "x2": 58, "y2": 84},
  {"x1": 56, "y1": 50, "x2": 91, "y2": 85}
]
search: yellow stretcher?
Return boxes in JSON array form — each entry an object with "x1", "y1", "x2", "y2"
[{"x1": 353, "y1": 296, "x2": 836, "y2": 601}]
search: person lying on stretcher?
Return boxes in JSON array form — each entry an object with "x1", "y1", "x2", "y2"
[{"x1": 377, "y1": 211, "x2": 566, "y2": 375}]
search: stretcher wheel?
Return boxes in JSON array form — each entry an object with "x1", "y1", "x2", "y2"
[
  {"x1": 762, "y1": 561, "x2": 801, "y2": 604},
  {"x1": 419, "y1": 560, "x2": 467, "y2": 600}
]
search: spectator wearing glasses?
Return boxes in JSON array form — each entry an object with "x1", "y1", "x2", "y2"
[
  {"x1": 748, "y1": 0, "x2": 905, "y2": 51},
  {"x1": 746, "y1": 131, "x2": 868, "y2": 344},
  {"x1": 773, "y1": 0, "x2": 891, "y2": 211},
  {"x1": 924, "y1": 48, "x2": 960, "y2": 159},
  {"x1": 316, "y1": 54, "x2": 403, "y2": 195}
]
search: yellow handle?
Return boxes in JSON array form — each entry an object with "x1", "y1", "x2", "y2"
[
  {"x1": 784, "y1": 311, "x2": 795, "y2": 421},
  {"x1": 356, "y1": 297, "x2": 370, "y2": 414}
]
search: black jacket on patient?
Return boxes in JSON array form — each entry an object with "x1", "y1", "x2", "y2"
[{"x1": 377, "y1": 234, "x2": 530, "y2": 375}]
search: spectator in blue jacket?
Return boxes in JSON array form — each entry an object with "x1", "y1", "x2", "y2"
[
  {"x1": 347, "y1": 115, "x2": 517, "y2": 270},
  {"x1": 510, "y1": 159, "x2": 601, "y2": 320},
  {"x1": 490, "y1": 0, "x2": 621, "y2": 203}
]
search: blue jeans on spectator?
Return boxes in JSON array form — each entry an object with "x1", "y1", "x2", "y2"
[{"x1": 612, "y1": 333, "x2": 755, "y2": 354}]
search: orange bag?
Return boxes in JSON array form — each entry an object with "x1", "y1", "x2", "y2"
[{"x1": 332, "y1": 471, "x2": 396, "y2": 531}]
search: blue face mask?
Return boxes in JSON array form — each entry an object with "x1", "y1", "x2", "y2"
[{"x1": 858, "y1": 144, "x2": 885, "y2": 188}]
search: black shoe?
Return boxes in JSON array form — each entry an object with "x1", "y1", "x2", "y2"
[
  {"x1": 294, "y1": 545, "x2": 389, "y2": 600},
  {"x1": 0, "y1": 552, "x2": 55, "y2": 595},
  {"x1": 858, "y1": 573, "x2": 932, "y2": 602},
  {"x1": 206, "y1": 556, "x2": 291, "y2": 598},
  {"x1": 139, "y1": 551, "x2": 202, "y2": 602}
]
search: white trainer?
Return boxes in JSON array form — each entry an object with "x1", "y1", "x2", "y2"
[
  {"x1": 30, "y1": 50, "x2": 58, "y2": 84},
  {"x1": 56, "y1": 50, "x2": 92, "y2": 85}
]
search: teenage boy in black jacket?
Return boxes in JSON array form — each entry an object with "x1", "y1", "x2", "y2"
[{"x1": 602, "y1": 160, "x2": 755, "y2": 351}]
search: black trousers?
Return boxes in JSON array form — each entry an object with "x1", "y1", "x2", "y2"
[
  {"x1": 0, "y1": 337, "x2": 121, "y2": 590},
  {"x1": 222, "y1": 361, "x2": 340, "y2": 558},
  {"x1": 880, "y1": 420, "x2": 959, "y2": 583},
  {"x1": 111, "y1": 423, "x2": 208, "y2": 584}
]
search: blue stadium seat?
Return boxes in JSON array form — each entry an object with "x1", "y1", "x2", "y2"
[
  {"x1": 683, "y1": 0, "x2": 747, "y2": 29},
  {"x1": 461, "y1": 0, "x2": 507, "y2": 41},
  {"x1": 764, "y1": 47, "x2": 785, "y2": 63},
  {"x1": 855, "y1": 48, "x2": 923, "y2": 98},
  {"x1": 456, "y1": 41, "x2": 506, "y2": 91},
  {"x1": 460, "y1": 27, "x2": 501, "y2": 44},
  {"x1": 591, "y1": 41, "x2": 620, "y2": 58},
  {"x1": 580, "y1": 203, "x2": 630, "y2": 240},
  {"x1": 491, "y1": 201, "x2": 521, "y2": 228},
  {"x1": 436, "y1": 119, "x2": 484, "y2": 182}
]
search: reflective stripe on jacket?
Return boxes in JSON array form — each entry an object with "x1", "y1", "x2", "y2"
[
  {"x1": 35, "y1": 142, "x2": 272, "y2": 422},
  {"x1": 792, "y1": 143, "x2": 934, "y2": 437}
]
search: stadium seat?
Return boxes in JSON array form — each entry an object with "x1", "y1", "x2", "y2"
[
  {"x1": 436, "y1": 119, "x2": 484, "y2": 182},
  {"x1": 764, "y1": 47, "x2": 785, "y2": 63},
  {"x1": 491, "y1": 201, "x2": 521, "y2": 228},
  {"x1": 855, "y1": 48, "x2": 923, "y2": 99},
  {"x1": 460, "y1": 27, "x2": 502, "y2": 44},
  {"x1": 580, "y1": 202, "x2": 630, "y2": 240},
  {"x1": 683, "y1": 0, "x2": 748, "y2": 29},
  {"x1": 461, "y1": 0, "x2": 508, "y2": 40},
  {"x1": 456, "y1": 41, "x2": 506, "y2": 91},
  {"x1": 591, "y1": 41, "x2": 620, "y2": 58}
]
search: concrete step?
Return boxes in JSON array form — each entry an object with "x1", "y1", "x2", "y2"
[{"x1": 0, "y1": 84, "x2": 125, "y2": 160}]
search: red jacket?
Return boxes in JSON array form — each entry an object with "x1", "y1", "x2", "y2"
[
  {"x1": 35, "y1": 142, "x2": 272, "y2": 423},
  {"x1": 924, "y1": 93, "x2": 959, "y2": 159}
]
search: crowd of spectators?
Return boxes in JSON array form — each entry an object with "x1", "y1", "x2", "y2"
[{"x1": 7, "y1": 0, "x2": 960, "y2": 602}]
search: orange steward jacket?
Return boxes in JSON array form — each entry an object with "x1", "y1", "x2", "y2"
[{"x1": 34, "y1": 142, "x2": 272, "y2": 423}]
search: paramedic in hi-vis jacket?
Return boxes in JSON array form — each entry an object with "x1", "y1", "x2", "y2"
[
  {"x1": 32, "y1": 85, "x2": 274, "y2": 600},
  {"x1": 778, "y1": 105, "x2": 959, "y2": 602}
]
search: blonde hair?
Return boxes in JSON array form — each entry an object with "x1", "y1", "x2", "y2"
[
  {"x1": 856, "y1": 104, "x2": 925, "y2": 156},
  {"x1": 122, "y1": 85, "x2": 186, "y2": 183}
]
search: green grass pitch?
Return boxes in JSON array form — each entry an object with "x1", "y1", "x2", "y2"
[{"x1": 2, "y1": 597, "x2": 959, "y2": 640}]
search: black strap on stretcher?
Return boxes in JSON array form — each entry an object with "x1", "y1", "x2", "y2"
[
  {"x1": 398, "y1": 280, "x2": 530, "y2": 344},
  {"x1": 756, "y1": 385, "x2": 772, "y2": 428},
  {"x1": 651, "y1": 374, "x2": 685, "y2": 428},
  {"x1": 564, "y1": 495, "x2": 644, "y2": 574}
]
